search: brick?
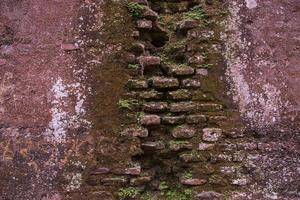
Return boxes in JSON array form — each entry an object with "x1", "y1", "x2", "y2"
[
  {"x1": 186, "y1": 114, "x2": 207, "y2": 124},
  {"x1": 141, "y1": 141, "x2": 165, "y2": 151},
  {"x1": 168, "y1": 89, "x2": 192, "y2": 100},
  {"x1": 142, "y1": 7, "x2": 158, "y2": 20},
  {"x1": 143, "y1": 102, "x2": 169, "y2": 112},
  {"x1": 169, "y1": 141, "x2": 193, "y2": 151},
  {"x1": 198, "y1": 143, "x2": 215, "y2": 151},
  {"x1": 172, "y1": 125, "x2": 196, "y2": 139},
  {"x1": 130, "y1": 176, "x2": 152, "y2": 186},
  {"x1": 169, "y1": 66, "x2": 195, "y2": 76},
  {"x1": 162, "y1": 115, "x2": 185, "y2": 125},
  {"x1": 138, "y1": 56, "x2": 160, "y2": 66},
  {"x1": 194, "y1": 191, "x2": 224, "y2": 200},
  {"x1": 182, "y1": 79, "x2": 201, "y2": 88},
  {"x1": 197, "y1": 103, "x2": 223, "y2": 111},
  {"x1": 180, "y1": 178, "x2": 207, "y2": 186},
  {"x1": 137, "y1": 20, "x2": 152, "y2": 29},
  {"x1": 179, "y1": 152, "x2": 208, "y2": 163},
  {"x1": 121, "y1": 127, "x2": 148, "y2": 137},
  {"x1": 151, "y1": 77, "x2": 179, "y2": 89},
  {"x1": 90, "y1": 167, "x2": 110, "y2": 175},
  {"x1": 141, "y1": 115, "x2": 161, "y2": 126},
  {"x1": 101, "y1": 177, "x2": 128, "y2": 186},
  {"x1": 196, "y1": 68, "x2": 208, "y2": 76},
  {"x1": 127, "y1": 79, "x2": 148, "y2": 89},
  {"x1": 139, "y1": 90, "x2": 164, "y2": 100},
  {"x1": 170, "y1": 102, "x2": 197, "y2": 113},
  {"x1": 202, "y1": 128, "x2": 222, "y2": 142},
  {"x1": 177, "y1": 20, "x2": 198, "y2": 32}
]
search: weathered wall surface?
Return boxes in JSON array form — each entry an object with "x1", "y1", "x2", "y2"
[{"x1": 0, "y1": 0, "x2": 299, "y2": 200}]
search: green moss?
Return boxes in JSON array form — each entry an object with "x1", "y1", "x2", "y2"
[
  {"x1": 184, "y1": 5, "x2": 206, "y2": 20},
  {"x1": 125, "y1": 1, "x2": 144, "y2": 19},
  {"x1": 170, "y1": 140, "x2": 189, "y2": 145},
  {"x1": 182, "y1": 170, "x2": 193, "y2": 179},
  {"x1": 159, "y1": 182, "x2": 193, "y2": 200},
  {"x1": 117, "y1": 99, "x2": 138, "y2": 110},
  {"x1": 117, "y1": 187, "x2": 142, "y2": 199},
  {"x1": 128, "y1": 64, "x2": 139, "y2": 69}
]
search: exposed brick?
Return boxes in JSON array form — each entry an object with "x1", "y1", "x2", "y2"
[
  {"x1": 168, "y1": 89, "x2": 192, "y2": 100},
  {"x1": 198, "y1": 143, "x2": 215, "y2": 151},
  {"x1": 169, "y1": 141, "x2": 193, "y2": 151},
  {"x1": 141, "y1": 115, "x2": 161, "y2": 126},
  {"x1": 196, "y1": 68, "x2": 208, "y2": 76},
  {"x1": 137, "y1": 20, "x2": 152, "y2": 29},
  {"x1": 130, "y1": 176, "x2": 152, "y2": 186},
  {"x1": 169, "y1": 66, "x2": 195, "y2": 76},
  {"x1": 202, "y1": 128, "x2": 222, "y2": 142},
  {"x1": 139, "y1": 90, "x2": 164, "y2": 100},
  {"x1": 180, "y1": 178, "x2": 207, "y2": 186},
  {"x1": 177, "y1": 20, "x2": 198, "y2": 32},
  {"x1": 90, "y1": 167, "x2": 110, "y2": 175},
  {"x1": 127, "y1": 79, "x2": 148, "y2": 89},
  {"x1": 101, "y1": 177, "x2": 128, "y2": 186},
  {"x1": 194, "y1": 191, "x2": 224, "y2": 200},
  {"x1": 138, "y1": 56, "x2": 160, "y2": 66},
  {"x1": 162, "y1": 115, "x2": 185, "y2": 125},
  {"x1": 197, "y1": 103, "x2": 223, "y2": 111},
  {"x1": 170, "y1": 102, "x2": 197, "y2": 113},
  {"x1": 186, "y1": 114, "x2": 207, "y2": 124},
  {"x1": 179, "y1": 152, "x2": 208, "y2": 163},
  {"x1": 121, "y1": 127, "x2": 148, "y2": 137},
  {"x1": 172, "y1": 125, "x2": 196, "y2": 139},
  {"x1": 182, "y1": 79, "x2": 201, "y2": 88},
  {"x1": 142, "y1": 7, "x2": 158, "y2": 20},
  {"x1": 151, "y1": 77, "x2": 179, "y2": 89},
  {"x1": 143, "y1": 102, "x2": 169, "y2": 112},
  {"x1": 141, "y1": 141, "x2": 165, "y2": 151}
]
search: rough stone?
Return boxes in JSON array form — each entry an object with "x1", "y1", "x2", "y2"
[
  {"x1": 187, "y1": 30, "x2": 215, "y2": 41},
  {"x1": 186, "y1": 114, "x2": 207, "y2": 124},
  {"x1": 198, "y1": 143, "x2": 215, "y2": 151},
  {"x1": 197, "y1": 103, "x2": 223, "y2": 111},
  {"x1": 130, "y1": 42, "x2": 145, "y2": 54},
  {"x1": 182, "y1": 79, "x2": 201, "y2": 88},
  {"x1": 188, "y1": 54, "x2": 205, "y2": 65},
  {"x1": 132, "y1": 31, "x2": 140, "y2": 39},
  {"x1": 0, "y1": 59, "x2": 7, "y2": 66},
  {"x1": 90, "y1": 167, "x2": 110, "y2": 175},
  {"x1": 194, "y1": 191, "x2": 224, "y2": 200},
  {"x1": 151, "y1": 77, "x2": 179, "y2": 89},
  {"x1": 127, "y1": 79, "x2": 148, "y2": 89},
  {"x1": 196, "y1": 68, "x2": 208, "y2": 76},
  {"x1": 169, "y1": 66, "x2": 195, "y2": 76},
  {"x1": 169, "y1": 141, "x2": 193, "y2": 151},
  {"x1": 61, "y1": 43, "x2": 79, "y2": 51},
  {"x1": 139, "y1": 90, "x2": 164, "y2": 100},
  {"x1": 141, "y1": 141, "x2": 165, "y2": 151},
  {"x1": 129, "y1": 0, "x2": 148, "y2": 5},
  {"x1": 170, "y1": 102, "x2": 197, "y2": 113},
  {"x1": 141, "y1": 114, "x2": 161, "y2": 126},
  {"x1": 121, "y1": 127, "x2": 148, "y2": 137},
  {"x1": 177, "y1": 20, "x2": 198, "y2": 32},
  {"x1": 138, "y1": 56, "x2": 160, "y2": 66},
  {"x1": 142, "y1": 7, "x2": 158, "y2": 21},
  {"x1": 112, "y1": 166, "x2": 141, "y2": 176},
  {"x1": 137, "y1": 20, "x2": 153, "y2": 29},
  {"x1": 172, "y1": 125, "x2": 196, "y2": 138},
  {"x1": 162, "y1": 116, "x2": 185, "y2": 125},
  {"x1": 130, "y1": 176, "x2": 152, "y2": 186},
  {"x1": 202, "y1": 128, "x2": 222, "y2": 142},
  {"x1": 143, "y1": 102, "x2": 169, "y2": 112},
  {"x1": 101, "y1": 177, "x2": 128, "y2": 186},
  {"x1": 179, "y1": 152, "x2": 207, "y2": 163},
  {"x1": 168, "y1": 89, "x2": 192, "y2": 100},
  {"x1": 180, "y1": 178, "x2": 207, "y2": 186}
]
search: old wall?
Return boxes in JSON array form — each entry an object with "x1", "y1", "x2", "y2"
[{"x1": 0, "y1": 0, "x2": 299, "y2": 200}]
